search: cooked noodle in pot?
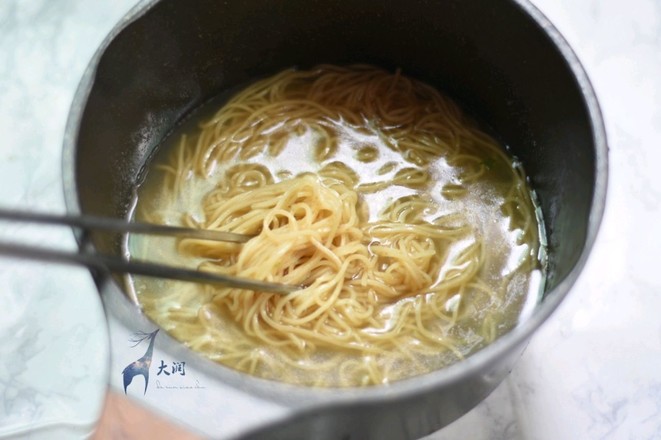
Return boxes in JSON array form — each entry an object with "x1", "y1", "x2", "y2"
[{"x1": 129, "y1": 65, "x2": 546, "y2": 387}]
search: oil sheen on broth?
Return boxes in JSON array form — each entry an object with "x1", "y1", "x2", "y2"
[{"x1": 128, "y1": 65, "x2": 546, "y2": 387}]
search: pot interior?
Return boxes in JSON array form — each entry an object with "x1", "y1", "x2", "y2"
[{"x1": 73, "y1": 0, "x2": 597, "y2": 298}]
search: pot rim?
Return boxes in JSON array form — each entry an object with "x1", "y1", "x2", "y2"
[{"x1": 61, "y1": 0, "x2": 608, "y2": 409}]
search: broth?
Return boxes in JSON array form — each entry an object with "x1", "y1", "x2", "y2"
[{"x1": 127, "y1": 65, "x2": 546, "y2": 387}]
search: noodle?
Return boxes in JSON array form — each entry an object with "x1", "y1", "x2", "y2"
[{"x1": 129, "y1": 65, "x2": 545, "y2": 387}]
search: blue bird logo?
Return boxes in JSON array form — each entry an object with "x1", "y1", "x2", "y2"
[{"x1": 121, "y1": 329, "x2": 159, "y2": 395}]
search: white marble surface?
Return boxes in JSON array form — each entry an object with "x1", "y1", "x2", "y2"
[
  {"x1": 0, "y1": 1, "x2": 137, "y2": 439},
  {"x1": 1, "y1": 0, "x2": 660, "y2": 439}
]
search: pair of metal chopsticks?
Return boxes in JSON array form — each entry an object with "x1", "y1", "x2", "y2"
[{"x1": 0, "y1": 208, "x2": 298, "y2": 294}]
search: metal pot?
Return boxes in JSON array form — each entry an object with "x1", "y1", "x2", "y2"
[{"x1": 62, "y1": 0, "x2": 607, "y2": 438}]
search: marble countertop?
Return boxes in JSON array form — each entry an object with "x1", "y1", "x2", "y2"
[{"x1": 1, "y1": 0, "x2": 659, "y2": 438}]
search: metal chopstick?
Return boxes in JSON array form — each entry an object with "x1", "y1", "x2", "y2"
[
  {"x1": 0, "y1": 209, "x2": 299, "y2": 294},
  {"x1": 0, "y1": 208, "x2": 252, "y2": 243}
]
